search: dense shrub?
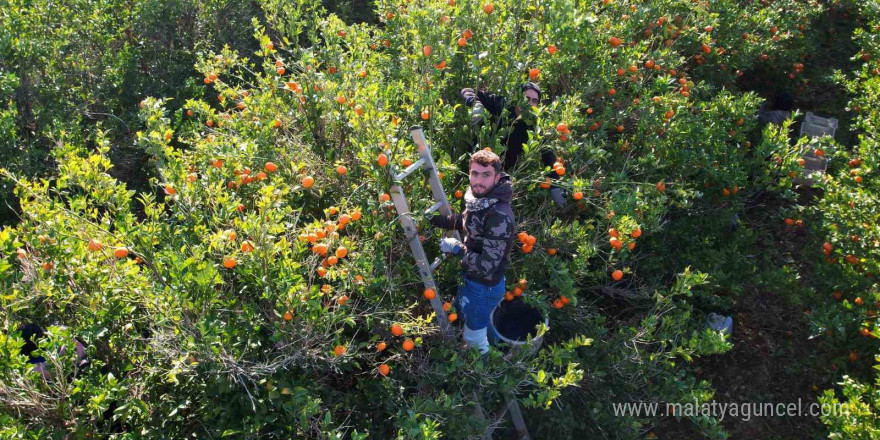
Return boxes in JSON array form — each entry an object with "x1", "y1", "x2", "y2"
[{"x1": 4, "y1": 0, "x2": 871, "y2": 439}]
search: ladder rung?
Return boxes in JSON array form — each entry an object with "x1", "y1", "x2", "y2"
[
  {"x1": 429, "y1": 255, "x2": 447, "y2": 272},
  {"x1": 425, "y1": 201, "x2": 444, "y2": 215},
  {"x1": 394, "y1": 157, "x2": 427, "y2": 181}
]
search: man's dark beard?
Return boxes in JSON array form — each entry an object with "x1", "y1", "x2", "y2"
[{"x1": 472, "y1": 185, "x2": 492, "y2": 197}]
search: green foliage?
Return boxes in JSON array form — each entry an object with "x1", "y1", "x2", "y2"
[
  {"x1": 805, "y1": 1, "x2": 880, "y2": 437},
  {"x1": 0, "y1": 0, "x2": 265, "y2": 225},
  {"x1": 819, "y1": 374, "x2": 880, "y2": 440},
  {"x1": 1, "y1": 0, "x2": 870, "y2": 439}
]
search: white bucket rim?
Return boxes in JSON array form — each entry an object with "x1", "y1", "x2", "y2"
[{"x1": 490, "y1": 300, "x2": 549, "y2": 346}]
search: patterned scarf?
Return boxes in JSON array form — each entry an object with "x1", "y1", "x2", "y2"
[{"x1": 464, "y1": 187, "x2": 498, "y2": 212}]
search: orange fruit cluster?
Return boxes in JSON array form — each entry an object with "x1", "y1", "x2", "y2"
[{"x1": 517, "y1": 231, "x2": 537, "y2": 253}]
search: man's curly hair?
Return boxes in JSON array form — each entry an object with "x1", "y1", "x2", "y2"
[{"x1": 470, "y1": 148, "x2": 502, "y2": 174}]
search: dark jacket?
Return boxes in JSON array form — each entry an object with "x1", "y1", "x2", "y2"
[
  {"x1": 432, "y1": 173, "x2": 515, "y2": 287},
  {"x1": 462, "y1": 89, "x2": 557, "y2": 175},
  {"x1": 757, "y1": 101, "x2": 792, "y2": 126}
]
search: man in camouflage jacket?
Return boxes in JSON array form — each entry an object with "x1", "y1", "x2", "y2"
[{"x1": 430, "y1": 149, "x2": 515, "y2": 354}]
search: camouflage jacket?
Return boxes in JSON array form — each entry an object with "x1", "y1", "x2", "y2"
[{"x1": 433, "y1": 173, "x2": 515, "y2": 287}]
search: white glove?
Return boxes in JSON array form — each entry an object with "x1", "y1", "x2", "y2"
[
  {"x1": 471, "y1": 101, "x2": 486, "y2": 127},
  {"x1": 440, "y1": 237, "x2": 464, "y2": 255}
]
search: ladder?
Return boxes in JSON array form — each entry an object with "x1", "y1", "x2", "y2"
[
  {"x1": 386, "y1": 126, "x2": 461, "y2": 338},
  {"x1": 386, "y1": 126, "x2": 531, "y2": 440}
]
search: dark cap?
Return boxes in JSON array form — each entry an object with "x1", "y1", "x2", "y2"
[
  {"x1": 773, "y1": 92, "x2": 793, "y2": 111},
  {"x1": 521, "y1": 82, "x2": 542, "y2": 100}
]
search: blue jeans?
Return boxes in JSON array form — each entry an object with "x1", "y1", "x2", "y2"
[{"x1": 454, "y1": 274, "x2": 506, "y2": 353}]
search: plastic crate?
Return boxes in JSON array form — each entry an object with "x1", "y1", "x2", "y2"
[
  {"x1": 794, "y1": 139, "x2": 829, "y2": 187},
  {"x1": 799, "y1": 112, "x2": 838, "y2": 139}
]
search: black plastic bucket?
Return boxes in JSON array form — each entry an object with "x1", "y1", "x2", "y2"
[{"x1": 489, "y1": 299, "x2": 549, "y2": 354}]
